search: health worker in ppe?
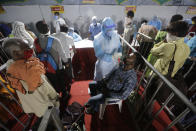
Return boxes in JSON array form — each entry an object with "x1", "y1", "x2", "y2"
[
  {"x1": 68, "y1": 27, "x2": 82, "y2": 42},
  {"x1": 93, "y1": 17, "x2": 122, "y2": 81},
  {"x1": 89, "y1": 16, "x2": 101, "y2": 40},
  {"x1": 148, "y1": 15, "x2": 162, "y2": 30}
]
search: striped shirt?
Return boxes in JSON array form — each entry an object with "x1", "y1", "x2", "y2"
[{"x1": 106, "y1": 67, "x2": 137, "y2": 100}]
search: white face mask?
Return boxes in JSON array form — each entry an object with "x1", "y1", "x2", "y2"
[
  {"x1": 125, "y1": 17, "x2": 132, "y2": 25},
  {"x1": 166, "y1": 33, "x2": 178, "y2": 42}
]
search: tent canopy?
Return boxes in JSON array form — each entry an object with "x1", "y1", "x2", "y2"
[{"x1": 0, "y1": 0, "x2": 196, "y2": 6}]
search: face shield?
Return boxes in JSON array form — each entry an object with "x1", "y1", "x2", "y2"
[{"x1": 101, "y1": 17, "x2": 116, "y2": 39}]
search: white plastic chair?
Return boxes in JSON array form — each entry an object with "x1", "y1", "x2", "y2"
[{"x1": 99, "y1": 98, "x2": 123, "y2": 120}]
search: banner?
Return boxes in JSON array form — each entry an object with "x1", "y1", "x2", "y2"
[
  {"x1": 51, "y1": 5, "x2": 64, "y2": 13},
  {"x1": 186, "y1": 6, "x2": 196, "y2": 14},
  {"x1": 152, "y1": 0, "x2": 171, "y2": 5},
  {"x1": 82, "y1": 0, "x2": 95, "y2": 4},
  {"x1": 116, "y1": 0, "x2": 128, "y2": 5},
  {"x1": 0, "y1": 5, "x2": 5, "y2": 14},
  {"x1": 125, "y1": 6, "x2": 136, "y2": 13},
  {"x1": 54, "y1": 0, "x2": 64, "y2": 3},
  {"x1": 0, "y1": 0, "x2": 27, "y2": 4}
]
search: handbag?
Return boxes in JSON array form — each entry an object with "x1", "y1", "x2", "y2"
[{"x1": 154, "y1": 44, "x2": 187, "y2": 114}]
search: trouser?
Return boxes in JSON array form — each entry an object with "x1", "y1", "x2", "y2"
[
  {"x1": 87, "y1": 81, "x2": 105, "y2": 112},
  {"x1": 63, "y1": 58, "x2": 73, "y2": 92},
  {"x1": 46, "y1": 72, "x2": 61, "y2": 93},
  {"x1": 46, "y1": 72, "x2": 70, "y2": 114}
]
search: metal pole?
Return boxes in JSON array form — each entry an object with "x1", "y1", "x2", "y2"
[
  {"x1": 183, "y1": 61, "x2": 195, "y2": 78},
  {"x1": 137, "y1": 81, "x2": 164, "y2": 121},
  {"x1": 0, "y1": 80, "x2": 27, "y2": 116},
  {"x1": 0, "y1": 102, "x2": 25, "y2": 128},
  {"x1": 164, "y1": 108, "x2": 190, "y2": 131},
  {"x1": 135, "y1": 66, "x2": 147, "y2": 92},
  {"x1": 37, "y1": 108, "x2": 52, "y2": 131},
  {"x1": 184, "y1": 120, "x2": 196, "y2": 130},
  {"x1": 144, "y1": 93, "x2": 174, "y2": 131},
  {"x1": 119, "y1": 34, "x2": 196, "y2": 114},
  {"x1": 142, "y1": 73, "x2": 153, "y2": 96},
  {"x1": 51, "y1": 108, "x2": 65, "y2": 131}
]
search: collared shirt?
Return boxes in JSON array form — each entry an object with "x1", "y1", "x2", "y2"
[
  {"x1": 89, "y1": 23, "x2": 101, "y2": 40},
  {"x1": 106, "y1": 67, "x2": 137, "y2": 100},
  {"x1": 52, "y1": 32, "x2": 74, "y2": 58}
]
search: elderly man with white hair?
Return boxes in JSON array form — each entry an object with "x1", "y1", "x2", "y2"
[{"x1": 89, "y1": 16, "x2": 101, "y2": 40}]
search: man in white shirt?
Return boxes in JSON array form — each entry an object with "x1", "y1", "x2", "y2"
[
  {"x1": 52, "y1": 25, "x2": 76, "y2": 62},
  {"x1": 53, "y1": 12, "x2": 67, "y2": 33},
  {"x1": 52, "y1": 25, "x2": 76, "y2": 92}
]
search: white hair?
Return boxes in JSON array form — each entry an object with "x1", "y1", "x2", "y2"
[{"x1": 3, "y1": 37, "x2": 28, "y2": 58}]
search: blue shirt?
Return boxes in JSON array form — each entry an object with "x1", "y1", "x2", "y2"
[
  {"x1": 89, "y1": 23, "x2": 101, "y2": 40},
  {"x1": 148, "y1": 19, "x2": 162, "y2": 30},
  {"x1": 187, "y1": 36, "x2": 196, "y2": 57},
  {"x1": 106, "y1": 67, "x2": 137, "y2": 100},
  {"x1": 68, "y1": 32, "x2": 82, "y2": 42}
]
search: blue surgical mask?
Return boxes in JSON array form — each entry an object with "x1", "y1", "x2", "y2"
[
  {"x1": 93, "y1": 21, "x2": 97, "y2": 26},
  {"x1": 54, "y1": 15, "x2": 58, "y2": 20},
  {"x1": 106, "y1": 30, "x2": 113, "y2": 37}
]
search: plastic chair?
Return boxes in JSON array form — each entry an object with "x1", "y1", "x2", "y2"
[{"x1": 99, "y1": 98, "x2": 123, "y2": 120}]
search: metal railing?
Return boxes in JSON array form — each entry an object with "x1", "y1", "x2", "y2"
[
  {"x1": 0, "y1": 80, "x2": 32, "y2": 131},
  {"x1": 119, "y1": 34, "x2": 196, "y2": 131},
  {"x1": 37, "y1": 107, "x2": 64, "y2": 131}
]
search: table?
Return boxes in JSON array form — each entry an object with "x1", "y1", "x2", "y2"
[{"x1": 72, "y1": 40, "x2": 97, "y2": 81}]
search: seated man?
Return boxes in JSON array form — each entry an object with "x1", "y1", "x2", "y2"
[
  {"x1": 3, "y1": 38, "x2": 59, "y2": 117},
  {"x1": 85, "y1": 52, "x2": 139, "y2": 114}
]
